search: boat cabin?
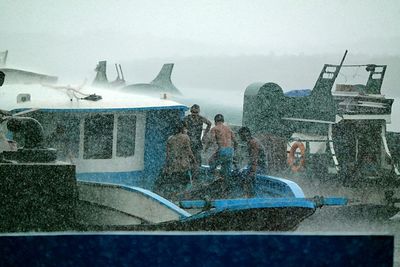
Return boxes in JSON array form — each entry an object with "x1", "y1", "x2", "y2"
[{"x1": 0, "y1": 82, "x2": 187, "y2": 189}]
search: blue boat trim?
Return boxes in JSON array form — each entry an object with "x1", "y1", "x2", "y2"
[
  {"x1": 255, "y1": 174, "x2": 306, "y2": 198},
  {"x1": 77, "y1": 170, "x2": 144, "y2": 186},
  {"x1": 180, "y1": 198, "x2": 317, "y2": 210},
  {"x1": 78, "y1": 181, "x2": 191, "y2": 219},
  {"x1": 180, "y1": 198, "x2": 322, "y2": 222},
  {"x1": 320, "y1": 197, "x2": 348, "y2": 206},
  {"x1": 180, "y1": 197, "x2": 347, "y2": 210},
  {"x1": 200, "y1": 165, "x2": 307, "y2": 198}
]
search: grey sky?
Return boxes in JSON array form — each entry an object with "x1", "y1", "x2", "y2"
[
  {"x1": 1, "y1": 0, "x2": 400, "y2": 94},
  {"x1": 1, "y1": 0, "x2": 400, "y2": 58},
  {"x1": 1, "y1": 1, "x2": 400, "y2": 131}
]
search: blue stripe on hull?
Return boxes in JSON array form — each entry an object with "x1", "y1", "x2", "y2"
[
  {"x1": 77, "y1": 171, "x2": 144, "y2": 187},
  {"x1": 255, "y1": 175, "x2": 306, "y2": 198}
]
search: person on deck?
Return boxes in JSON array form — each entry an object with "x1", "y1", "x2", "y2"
[
  {"x1": 238, "y1": 126, "x2": 268, "y2": 197},
  {"x1": 204, "y1": 114, "x2": 238, "y2": 178},
  {"x1": 47, "y1": 124, "x2": 75, "y2": 163},
  {"x1": 183, "y1": 104, "x2": 211, "y2": 168},
  {"x1": 154, "y1": 122, "x2": 197, "y2": 200}
]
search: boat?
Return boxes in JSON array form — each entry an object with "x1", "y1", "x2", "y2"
[
  {"x1": 0, "y1": 141, "x2": 345, "y2": 232},
  {"x1": 0, "y1": 51, "x2": 348, "y2": 232},
  {"x1": 0, "y1": 115, "x2": 345, "y2": 232},
  {"x1": 242, "y1": 51, "x2": 400, "y2": 189},
  {"x1": 0, "y1": 64, "x2": 186, "y2": 189}
]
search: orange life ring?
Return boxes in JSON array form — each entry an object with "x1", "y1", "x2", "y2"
[{"x1": 287, "y1": 142, "x2": 306, "y2": 172}]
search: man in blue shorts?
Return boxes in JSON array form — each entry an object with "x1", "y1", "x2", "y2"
[{"x1": 204, "y1": 114, "x2": 237, "y2": 178}]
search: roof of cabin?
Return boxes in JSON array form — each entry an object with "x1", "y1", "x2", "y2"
[{"x1": 0, "y1": 84, "x2": 187, "y2": 112}]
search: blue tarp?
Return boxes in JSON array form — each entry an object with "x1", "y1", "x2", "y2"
[{"x1": 284, "y1": 89, "x2": 311, "y2": 97}]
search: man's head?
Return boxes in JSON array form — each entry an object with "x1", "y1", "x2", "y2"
[
  {"x1": 238, "y1": 126, "x2": 252, "y2": 142},
  {"x1": 214, "y1": 114, "x2": 224, "y2": 123},
  {"x1": 174, "y1": 121, "x2": 187, "y2": 134},
  {"x1": 190, "y1": 104, "x2": 200, "y2": 115}
]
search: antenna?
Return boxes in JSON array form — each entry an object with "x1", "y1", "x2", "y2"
[
  {"x1": 119, "y1": 64, "x2": 125, "y2": 81},
  {"x1": 115, "y1": 64, "x2": 120, "y2": 79},
  {"x1": 0, "y1": 50, "x2": 8, "y2": 66},
  {"x1": 339, "y1": 50, "x2": 348, "y2": 68}
]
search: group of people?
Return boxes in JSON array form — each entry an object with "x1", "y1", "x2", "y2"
[{"x1": 155, "y1": 104, "x2": 267, "y2": 200}]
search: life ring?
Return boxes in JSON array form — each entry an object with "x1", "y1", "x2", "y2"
[{"x1": 287, "y1": 142, "x2": 306, "y2": 172}]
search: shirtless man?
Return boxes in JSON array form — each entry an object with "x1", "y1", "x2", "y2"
[
  {"x1": 155, "y1": 122, "x2": 196, "y2": 200},
  {"x1": 204, "y1": 114, "x2": 238, "y2": 178},
  {"x1": 183, "y1": 104, "x2": 211, "y2": 167},
  {"x1": 238, "y1": 126, "x2": 267, "y2": 196}
]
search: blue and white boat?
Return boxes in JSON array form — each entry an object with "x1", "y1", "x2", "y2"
[
  {"x1": 0, "y1": 74, "x2": 186, "y2": 189},
  {"x1": 0, "y1": 56, "x2": 346, "y2": 232}
]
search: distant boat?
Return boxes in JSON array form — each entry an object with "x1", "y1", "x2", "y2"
[{"x1": 242, "y1": 50, "x2": 400, "y2": 186}]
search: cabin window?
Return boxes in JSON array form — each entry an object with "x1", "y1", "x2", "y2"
[
  {"x1": 47, "y1": 116, "x2": 80, "y2": 160},
  {"x1": 117, "y1": 115, "x2": 136, "y2": 157},
  {"x1": 84, "y1": 114, "x2": 113, "y2": 159}
]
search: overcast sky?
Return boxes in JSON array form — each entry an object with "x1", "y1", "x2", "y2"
[
  {"x1": 1, "y1": 0, "x2": 400, "y2": 58},
  {"x1": 1, "y1": 1, "x2": 400, "y2": 87},
  {"x1": 1, "y1": 1, "x2": 400, "y2": 130}
]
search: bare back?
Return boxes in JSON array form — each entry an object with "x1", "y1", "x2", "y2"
[
  {"x1": 209, "y1": 123, "x2": 236, "y2": 149},
  {"x1": 165, "y1": 133, "x2": 194, "y2": 173}
]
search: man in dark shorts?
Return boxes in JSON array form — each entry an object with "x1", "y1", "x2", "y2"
[
  {"x1": 155, "y1": 122, "x2": 197, "y2": 200},
  {"x1": 183, "y1": 104, "x2": 211, "y2": 167},
  {"x1": 238, "y1": 126, "x2": 268, "y2": 197}
]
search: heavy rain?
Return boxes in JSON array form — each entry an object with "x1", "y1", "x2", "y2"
[{"x1": 0, "y1": 0, "x2": 400, "y2": 266}]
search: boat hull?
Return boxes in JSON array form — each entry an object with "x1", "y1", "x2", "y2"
[{"x1": 76, "y1": 204, "x2": 315, "y2": 232}]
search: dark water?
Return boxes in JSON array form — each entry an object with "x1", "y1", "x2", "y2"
[
  {"x1": 288, "y1": 173, "x2": 400, "y2": 266},
  {"x1": 297, "y1": 207, "x2": 400, "y2": 267}
]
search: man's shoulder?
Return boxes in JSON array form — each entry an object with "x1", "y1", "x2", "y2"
[
  {"x1": 178, "y1": 133, "x2": 191, "y2": 140},
  {"x1": 252, "y1": 137, "x2": 265, "y2": 149},
  {"x1": 199, "y1": 115, "x2": 211, "y2": 123},
  {"x1": 222, "y1": 124, "x2": 233, "y2": 131},
  {"x1": 184, "y1": 115, "x2": 200, "y2": 124}
]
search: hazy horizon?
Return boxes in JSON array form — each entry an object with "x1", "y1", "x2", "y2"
[
  {"x1": 1, "y1": 1, "x2": 399, "y2": 69},
  {"x1": 1, "y1": 1, "x2": 399, "y2": 131}
]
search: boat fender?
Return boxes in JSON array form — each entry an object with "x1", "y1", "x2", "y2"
[{"x1": 287, "y1": 142, "x2": 305, "y2": 172}]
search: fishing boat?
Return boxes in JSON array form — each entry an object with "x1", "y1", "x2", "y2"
[
  {"x1": 0, "y1": 143, "x2": 345, "y2": 232},
  {"x1": 0, "y1": 52, "x2": 347, "y2": 232}
]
